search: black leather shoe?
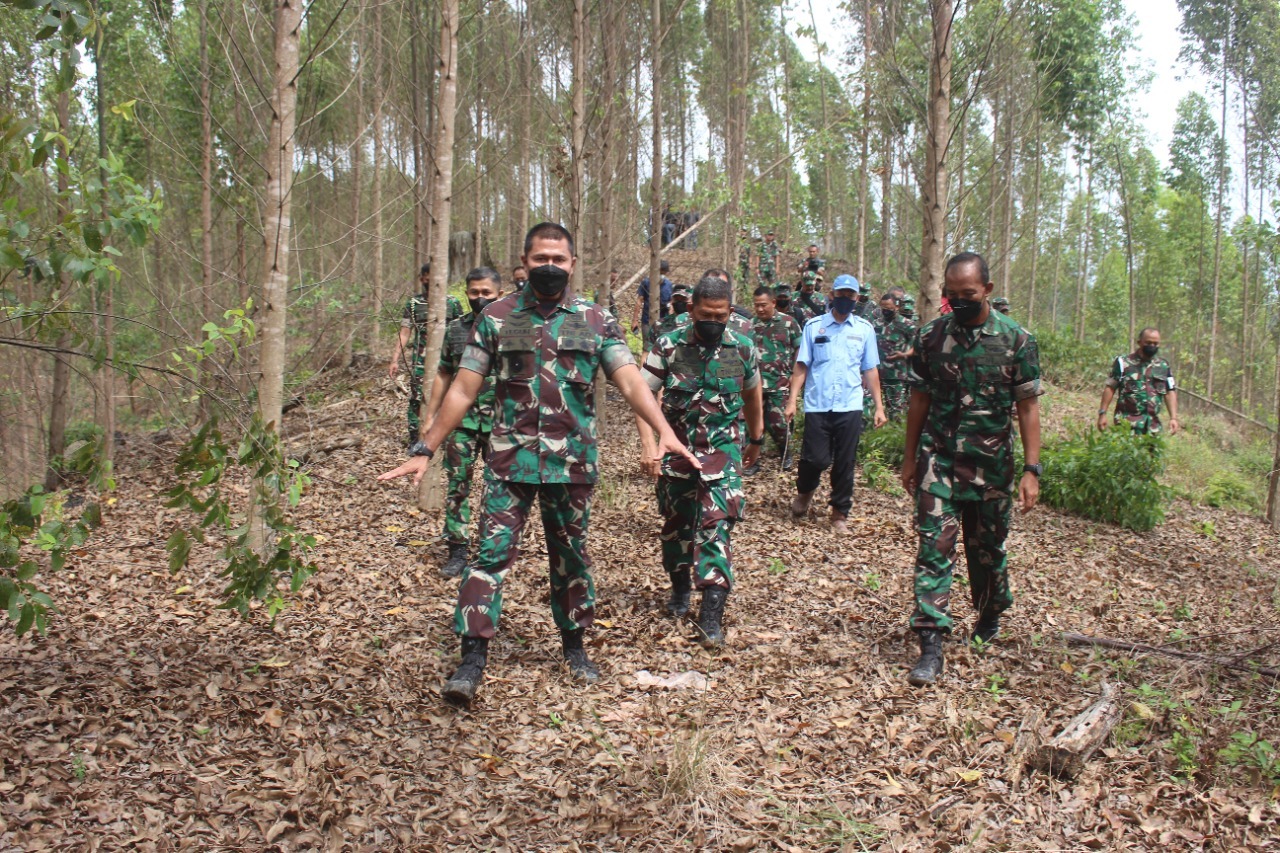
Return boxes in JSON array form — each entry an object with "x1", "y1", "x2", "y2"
[
  {"x1": 561, "y1": 628, "x2": 600, "y2": 683},
  {"x1": 440, "y1": 542, "x2": 467, "y2": 578},
  {"x1": 695, "y1": 587, "x2": 729, "y2": 649}
]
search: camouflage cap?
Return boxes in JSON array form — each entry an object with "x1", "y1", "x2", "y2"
[
  {"x1": 859, "y1": 281, "x2": 872, "y2": 295},
  {"x1": 992, "y1": 296, "x2": 1010, "y2": 308},
  {"x1": 672, "y1": 283, "x2": 692, "y2": 297}
]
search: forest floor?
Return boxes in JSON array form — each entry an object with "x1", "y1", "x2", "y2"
[{"x1": 1, "y1": 362, "x2": 1278, "y2": 852}]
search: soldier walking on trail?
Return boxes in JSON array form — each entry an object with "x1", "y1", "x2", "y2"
[
  {"x1": 635, "y1": 276, "x2": 765, "y2": 650},
  {"x1": 900, "y1": 252, "x2": 1044, "y2": 686},
  {"x1": 875, "y1": 293, "x2": 914, "y2": 422},
  {"x1": 852, "y1": 280, "x2": 876, "y2": 322},
  {"x1": 1097, "y1": 328, "x2": 1180, "y2": 436},
  {"x1": 378, "y1": 223, "x2": 697, "y2": 706},
  {"x1": 899, "y1": 294, "x2": 917, "y2": 327},
  {"x1": 421, "y1": 267, "x2": 503, "y2": 579},
  {"x1": 785, "y1": 274, "x2": 887, "y2": 533},
  {"x1": 758, "y1": 230, "x2": 780, "y2": 285},
  {"x1": 749, "y1": 285, "x2": 800, "y2": 473},
  {"x1": 992, "y1": 296, "x2": 1011, "y2": 316},
  {"x1": 796, "y1": 244, "x2": 826, "y2": 277},
  {"x1": 389, "y1": 264, "x2": 463, "y2": 448},
  {"x1": 737, "y1": 227, "x2": 753, "y2": 285}
]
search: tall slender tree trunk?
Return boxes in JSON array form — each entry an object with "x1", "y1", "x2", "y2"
[
  {"x1": 369, "y1": 0, "x2": 384, "y2": 352},
  {"x1": 347, "y1": 20, "x2": 365, "y2": 371},
  {"x1": 1208, "y1": 55, "x2": 1228, "y2": 400},
  {"x1": 998, "y1": 82, "x2": 1014, "y2": 297},
  {"x1": 1075, "y1": 151, "x2": 1093, "y2": 342},
  {"x1": 856, "y1": 0, "x2": 871, "y2": 281},
  {"x1": 92, "y1": 25, "x2": 114, "y2": 471},
  {"x1": 1051, "y1": 190, "x2": 1065, "y2": 329},
  {"x1": 418, "y1": 0, "x2": 460, "y2": 511},
  {"x1": 251, "y1": 0, "x2": 302, "y2": 550},
  {"x1": 917, "y1": 0, "x2": 952, "y2": 322},
  {"x1": 1238, "y1": 95, "x2": 1249, "y2": 408},
  {"x1": 45, "y1": 87, "x2": 73, "y2": 491},
  {"x1": 808, "y1": 0, "x2": 834, "y2": 255},
  {"x1": 518, "y1": 0, "x2": 532, "y2": 256},
  {"x1": 198, "y1": 0, "x2": 215, "y2": 420},
  {"x1": 569, "y1": 0, "x2": 586, "y2": 297},
  {"x1": 1027, "y1": 119, "x2": 1042, "y2": 327},
  {"x1": 648, "y1": 0, "x2": 663, "y2": 335}
]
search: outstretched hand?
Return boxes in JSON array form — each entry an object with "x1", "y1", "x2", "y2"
[{"x1": 378, "y1": 455, "x2": 430, "y2": 487}]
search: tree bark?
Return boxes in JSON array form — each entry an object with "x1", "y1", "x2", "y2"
[
  {"x1": 569, "y1": 0, "x2": 586, "y2": 298},
  {"x1": 856, "y1": 0, "x2": 871, "y2": 282},
  {"x1": 1027, "y1": 682, "x2": 1123, "y2": 780},
  {"x1": 198, "y1": 0, "x2": 215, "y2": 420},
  {"x1": 1208, "y1": 45, "x2": 1228, "y2": 399},
  {"x1": 92, "y1": 16, "x2": 114, "y2": 471},
  {"x1": 251, "y1": 0, "x2": 303, "y2": 550},
  {"x1": 647, "y1": 0, "x2": 663, "y2": 339},
  {"x1": 44, "y1": 87, "x2": 73, "y2": 491},
  {"x1": 418, "y1": 0, "x2": 460, "y2": 511},
  {"x1": 370, "y1": 0, "x2": 385, "y2": 353},
  {"x1": 917, "y1": 0, "x2": 952, "y2": 323}
]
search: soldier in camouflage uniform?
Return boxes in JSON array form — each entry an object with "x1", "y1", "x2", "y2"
[
  {"x1": 900, "y1": 252, "x2": 1044, "y2": 686},
  {"x1": 992, "y1": 296, "x2": 1010, "y2": 316},
  {"x1": 737, "y1": 227, "x2": 753, "y2": 285},
  {"x1": 875, "y1": 293, "x2": 914, "y2": 421},
  {"x1": 380, "y1": 223, "x2": 696, "y2": 706},
  {"x1": 796, "y1": 244, "x2": 827, "y2": 278},
  {"x1": 899, "y1": 294, "x2": 917, "y2": 327},
  {"x1": 646, "y1": 283, "x2": 692, "y2": 350},
  {"x1": 636, "y1": 276, "x2": 764, "y2": 649},
  {"x1": 792, "y1": 271, "x2": 828, "y2": 324},
  {"x1": 390, "y1": 264, "x2": 464, "y2": 447},
  {"x1": 749, "y1": 285, "x2": 800, "y2": 473},
  {"x1": 422, "y1": 268, "x2": 503, "y2": 578},
  {"x1": 1097, "y1": 328, "x2": 1180, "y2": 435},
  {"x1": 852, "y1": 280, "x2": 877, "y2": 322},
  {"x1": 758, "y1": 231, "x2": 780, "y2": 285}
]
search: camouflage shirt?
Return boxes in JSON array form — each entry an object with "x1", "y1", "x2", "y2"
[
  {"x1": 758, "y1": 240, "x2": 780, "y2": 272},
  {"x1": 751, "y1": 312, "x2": 801, "y2": 392},
  {"x1": 459, "y1": 289, "x2": 635, "y2": 485},
  {"x1": 876, "y1": 316, "x2": 915, "y2": 385},
  {"x1": 439, "y1": 311, "x2": 496, "y2": 432},
  {"x1": 852, "y1": 299, "x2": 877, "y2": 322},
  {"x1": 1106, "y1": 351, "x2": 1175, "y2": 433},
  {"x1": 792, "y1": 290, "x2": 828, "y2": 324},
  {"x1": 908, "y1": 310, "x2": 1043, "y2": 501},
  {"x1": 643, "y1": 325, "x2": 760, "y2": 481},
  {"x1": 402, "y1": 293, "x2": 463, "y2": 361}
]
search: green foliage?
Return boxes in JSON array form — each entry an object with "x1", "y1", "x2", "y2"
[
  {"x1": 0, "y1": 485, "x2": 102, "y2": 636},
  {"x1": 1040, "y1": 427, "x2": 1169, "y2": 531},
  {"x1": 1035, "y1": 329, "x2": 1115, "y2": 391},
  {"x1": 164, "y1": 414, "x2": 316, "y2": 619},
  {"x1": 858, "y1": 418, "x2": 906, "y2": 468},
  {"x1": 1202, "y1": 470, "x2": 1255, "y2": 509},
  {"x1": 1218, "y1": 731, "x2": 1280, "y2": 787}
]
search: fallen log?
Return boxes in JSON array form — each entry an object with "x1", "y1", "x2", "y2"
[
  {"x1": 1063, "y1": 632, "x2": 1280, "y2": 679},
  {"x1": 294, "y1": 435, "x2": 364, "y2": 464},
  {"x1": 1027, "y1": 682, "x2": 1123, "y2": 779}
]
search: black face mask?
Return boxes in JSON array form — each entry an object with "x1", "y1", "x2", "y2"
[
  {"x1": 776, "y1": 296, "x2": 790, "y2": 308},
  {"x1": 693, "y1": 320, "x2": 726, "y2": 345},
  {"x1": 830, "y1": 295, "x2": 855, "y2": 315},
  {"x1": 1142, "y1": 343, "x2": 1159, "y2": 358},
  {"x1": 468, "y1": 296, "x2": 494, "y2": 315},
  {"x1": 528, "y1": 264, "x2": 569, "y2": 300},
  {"x1": 949, "y1": 297, "x2": 984, "y2": 325},
  {"x1": 672, "y1": 299, "x2": 689, "y2": 315},
  {"x1": 881, "y1": 310, "x2": 897, "y2": 323}
]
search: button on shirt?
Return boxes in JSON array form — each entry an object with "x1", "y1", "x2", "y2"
[{"x1": 795, "y1": 312, "x2": 880, "y2": 412}]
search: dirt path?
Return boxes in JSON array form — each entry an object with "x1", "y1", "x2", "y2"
[{"x1": 1, "y1": 370, "x2": 1276, "y2": 851}]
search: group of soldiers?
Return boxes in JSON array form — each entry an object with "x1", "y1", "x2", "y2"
[{"x1": 381, "y1": 223, "x2": 1178, "y2": 704}]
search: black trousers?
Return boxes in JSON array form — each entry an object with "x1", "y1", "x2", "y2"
[{"x1": 796, "y1": 410, "x2": 864, "y2": 515}]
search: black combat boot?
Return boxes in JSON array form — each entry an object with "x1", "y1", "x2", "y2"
[
  {"x1": 442, "y1": 636, "x2": 488, "y2": 706},
  {"x1": 440, "y1": 542, "x2": 468, "y2": 579},
  {"x1": 561, "y1": 628, "x2": 600, "y2": 683},
  {"x1": 695, "y1": 587, "x2": 729, "y2": 650},
  {"x1": 907, "y1": 629, "x2": 944, "y2": 686},
  {"x1": 973, "y1": 612, "x2": 1001, "y2": 645},
  {"x1": 741, "y1": 460, "x2": 761, "y2": 477},
  {"x1": 667, "y1": 568, "x2": 692, "y2": 617}
]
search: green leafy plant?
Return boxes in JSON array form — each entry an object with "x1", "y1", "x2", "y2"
[
  {"x1": 1039, "y1": 427, "x2": 1169, "y2": 531},
  {"x1": 767, "y1": 557, "x2": 788, "y2": 576},
  {"x1": 1219, "y1": 731, "x2": 1280, "y2": 787},
  {"x1": 863, "y1": 572, "x2": 881, "y2": 591}
]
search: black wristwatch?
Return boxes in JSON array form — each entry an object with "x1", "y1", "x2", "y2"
[
  {"x1": 1023, "y1": 463, "x2": 1042, "y2": 478},
  {"x1": 748, "y1": 435, "x2": 765, "y2": 446},
  {"x1": 408, "y1": 440, "x2": 435, "y2": 459}
]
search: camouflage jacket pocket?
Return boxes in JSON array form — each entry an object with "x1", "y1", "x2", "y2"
[
  {"x1": 557, "y1": 335, "x2": 598, "y2": 385},
  {"x1": 497, "y1": 336, "x2": 536, "y2": 382}
]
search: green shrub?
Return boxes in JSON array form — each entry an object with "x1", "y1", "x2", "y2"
[
  {"x1": 1040, "y1": 427, "x2": 1168, "y2": 531},
  {"x1": 858, "y1": 418, "x2": 906, "y2": 467},
  {"x1": 1202, "y1": 470, "x2": 1254, "y2": 509},
  {"x1": 1037, "y1": 329, "x2": 1115, "y2": 391}
]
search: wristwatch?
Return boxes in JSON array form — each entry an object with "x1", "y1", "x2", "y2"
[
  {"x1": 408, "y1": 440, "x2": 435, "y2": 459},
  {"x1": 1097, "y1": 409, "x2": 1107, "y2": 415},
  {"x1": 1023, "y1": 463, "x2": 1042, "y2": 478},
  {"x1": 748, "y1": 435, "x2": 765, "y2": 446}
]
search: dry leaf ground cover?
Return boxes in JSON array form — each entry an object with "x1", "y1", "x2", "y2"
[{"x1": 2, "y1": 369, "x2": 1278, "y2": 851}]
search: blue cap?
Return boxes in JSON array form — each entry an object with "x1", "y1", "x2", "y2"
[{"x1": 832, "y1": 274, "x2": 860, "y2": 293}]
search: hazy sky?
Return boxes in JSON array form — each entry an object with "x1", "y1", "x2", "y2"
[{"x1": 787, "y1": 0, "x2": 1216, "y2": 169}]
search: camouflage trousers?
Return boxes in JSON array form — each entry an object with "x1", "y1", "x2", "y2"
[
  {"x1": 656, "y1": 475, "x2": 742, "y2": 590},
  {"x1": 442, "y1": 426, "x2": 490, "y2": 545},
  {"x1": 758, "y1": 263, "x2": 776, "y2": 286},
  {"x1": 406, "y1": 358, "x2": 426, "y2": 439},
  {"x1": 909, "y1": 490, "x2": 1013, "y2": 633},
  {"x1": 763, "y1": 388, "x2": 792, "y2": 451},
  {"x1": 881, "y1": 382, "x2": 909, "y2": 421},
  {"x1": 1116, "y1": 411, "x2": 1162, "y2": 435},
  {"x1": 455, "y1": 480, "x2": 595, "y2": 639}
]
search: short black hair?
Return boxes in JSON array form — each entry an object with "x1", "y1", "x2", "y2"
[
  {"x1": 1138, "y1": 327, "x2": 1160, "y2": 340},
  {"x1": 466, "y1": 266, "x2": 501, "y2": 285},
  {"x1": 808, "y1": 243, "x2": 818, "y2": 250},
  {"x1": 702, "y1": 267, "x2": 733, "y2": 286},
  {"x1": 659, "y1": 259, "x2": 670, "y2": 274},
  {"x1": 511, "y1": 265, "x2": 523, "y2": 273},
  {"x1": 945, "y1": 252, "x2": 989, "y2": 284},
  {"x1": 523, "y1": 222, "x2": 575, "y2": 256},
  {"x1": 887, "y1": 285, "x2": 906, "y2": 299},
  {"x1": 879, "y1": 292, "x2": 898, "y2": 305},
  {"x1": 420, "y1": 263, "x2": 431, "y2": 276},
  {"x1": 692, "y1": 275, "x2": 732, "y2": 305},
  {"x1": 753, "y1": 285, "x2": 775, "y2": 299}
]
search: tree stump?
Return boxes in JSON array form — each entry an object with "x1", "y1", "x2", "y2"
[{"x1": 1027, "y1": 682, "x2": 1123, "y2": 779}]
